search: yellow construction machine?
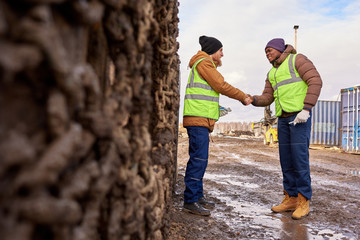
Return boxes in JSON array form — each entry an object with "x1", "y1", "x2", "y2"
[{"x1": 263, "y1": 106, "x2": 278, "y2": 145}]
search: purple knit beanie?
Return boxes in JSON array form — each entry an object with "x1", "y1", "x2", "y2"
[{"x1": 265, "y1": 38, "x2": 285, "y2": 52}]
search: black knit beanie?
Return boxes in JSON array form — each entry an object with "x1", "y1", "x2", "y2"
[{"x1": 199, "y1": 35, "x2": 223, "y2": 55}]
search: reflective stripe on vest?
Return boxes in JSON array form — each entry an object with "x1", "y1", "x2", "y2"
[
  {"x1": 183, "y1": 58, "x2": 220, "y2": 120},
  {"x1": 184, "y1": 94, "x2": 219, "y2": 102},
  {"x1": 268, "y1": 54, "x2": 308, "y2": 117}
]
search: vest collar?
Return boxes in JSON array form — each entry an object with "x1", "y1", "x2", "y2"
[{"x1": 272, "y1": 44, "x2": 297, "y2": 68}]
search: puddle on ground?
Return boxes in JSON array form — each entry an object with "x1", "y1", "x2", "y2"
[
  {"x1": 207, "y1": 186, "x2": 312, "y2": 239},
  {"x1": 204, "y1": 170, "x2": 356, "y2": 239}
]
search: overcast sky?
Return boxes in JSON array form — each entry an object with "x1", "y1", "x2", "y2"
[{"x1": 177, "y1": 0, "x2": 360, "y2": 123}]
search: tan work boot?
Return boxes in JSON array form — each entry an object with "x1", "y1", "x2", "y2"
[
  {"x1": 271, "y1": 191, "x2": 298, "y2": 213},
  {"x1": 292, "y1": 193, "x2": 310, "y2": 220}
]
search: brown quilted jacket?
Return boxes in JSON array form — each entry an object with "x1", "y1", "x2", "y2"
[
  {"x1": 183, "y1": 51, "x2": 248, "y2": 132},
  {"x1": 252, "y1": 44, "x2": 322, "y2": 117}
]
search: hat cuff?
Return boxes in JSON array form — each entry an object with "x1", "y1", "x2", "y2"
[{"x1": 265, "y1": 45, "x2": 284, "y2": 52}]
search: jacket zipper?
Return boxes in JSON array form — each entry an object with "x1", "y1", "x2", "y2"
[{"x1": 274, "y1": 68, "x2": 284, "y2": 115}]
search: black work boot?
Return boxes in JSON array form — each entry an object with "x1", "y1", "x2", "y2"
[
  {"x1": 183, "y1": 202, "x2": 211, "y2": 216},
  {"x1": 198, "y1": 197, "x2": 215, "y2": 209}
]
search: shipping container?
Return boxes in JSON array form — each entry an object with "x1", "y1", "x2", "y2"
[
  {"x1": 340, "y1": 86, "x2": 360, "y2": 153},
  {"x1": 310, "y1": 100, "x2": 341, "y2": 146}
]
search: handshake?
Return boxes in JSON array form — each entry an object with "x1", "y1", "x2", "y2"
[{"x1": 243, "y1": 94, "x2": 253, "y2": 106}]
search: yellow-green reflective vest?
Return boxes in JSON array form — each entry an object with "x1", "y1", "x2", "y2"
[
  {"x1": 268, "y1": 54, "x2": 308, "y2": 117},
  {"x1": 183, "y1": 58, "x2": 220, "y2": 120}
]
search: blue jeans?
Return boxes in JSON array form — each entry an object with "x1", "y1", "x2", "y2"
[
  {"x1": 184, "y1": 126, "x2": 209, "y2": 203},
  {"x1": 278, "y1": 113, "x2": 312, "y2": 200}
]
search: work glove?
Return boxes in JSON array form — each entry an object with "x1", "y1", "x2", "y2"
[
  {"x1": 219, "y1": 106, "x2": 232, "y2": 117},
  {"x1": 290, "y1": 109, "x2": 310, "y2": 125}
]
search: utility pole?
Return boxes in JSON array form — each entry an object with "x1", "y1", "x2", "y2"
[{"x1": 294, "y1": 25, "x2": 299, "y2": 50}]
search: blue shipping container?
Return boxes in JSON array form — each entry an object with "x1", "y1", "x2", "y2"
[
  {"x1": 310, "y1": 100, "x2": 341, "y2": 146},
  {"x1": 340, "y1": 86, "x2": 360, "y2": 153}
]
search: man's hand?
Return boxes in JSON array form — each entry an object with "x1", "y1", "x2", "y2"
[{"x1": 290, "y1": 109, "x2": 310, "y2": 125}]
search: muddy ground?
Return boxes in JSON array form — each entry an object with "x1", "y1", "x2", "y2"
[{"x1": 168, "y1": 136, "x2": 360, "y2": 240}]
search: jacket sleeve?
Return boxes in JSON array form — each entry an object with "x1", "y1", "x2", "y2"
[
  {"x1": 196, "y1": 59, "x2": 247, "y2": 104},
  {"x1": 252, "y1": 77, "x2": 274, "y2": 107},
  {"x1": 295, "y1": 54, "x2": 323, "y2": 110}
]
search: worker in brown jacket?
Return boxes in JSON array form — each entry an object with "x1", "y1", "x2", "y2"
[
  {"x1": 250, "y1": 38, "x2": 322, "y2": 219},
  {"x1": 182, "y1": 35, "x2": 251, "y2": 216}
]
